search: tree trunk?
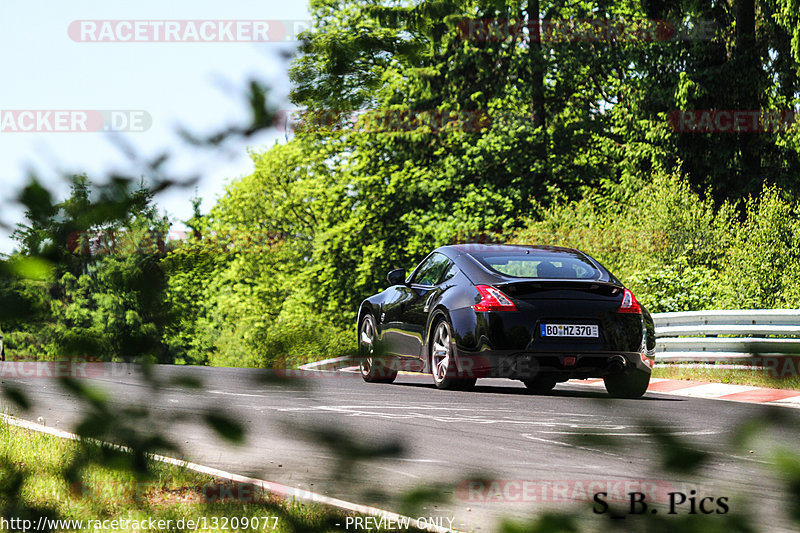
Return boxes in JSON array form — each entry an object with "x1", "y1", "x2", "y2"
[
  {"x1": 733, "y1": 0, "x2": 760, "y2": 198},
  {"x1": 527, "y1": 0, "x2": 545, "y2": 129}
]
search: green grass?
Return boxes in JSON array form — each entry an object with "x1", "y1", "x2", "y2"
[
  {"x1": 0, "y1": 421, "x2": 423, "y2": 533},
  {"x1": 652, "y1": 366, "x2": 800, "y2": 390}
]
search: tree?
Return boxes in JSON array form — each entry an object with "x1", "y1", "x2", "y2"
[{"x1": 8, "y1": 177, "x2": 176, "y2": 362}]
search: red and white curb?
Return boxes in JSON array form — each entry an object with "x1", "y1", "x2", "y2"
[
  {"x1": 574, "y1": 378, "x2": 800, "y2": 408},
  {"x1": 0, "y1": 414, "x2": 461, "y2": 533}
]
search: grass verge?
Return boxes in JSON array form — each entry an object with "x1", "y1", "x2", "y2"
[
  {"x1": 0, "y1": 420, "x2": 424, "y2": 533},
  {"x1": 652, "y1": 365, "x2": 800, "y2": 390}
]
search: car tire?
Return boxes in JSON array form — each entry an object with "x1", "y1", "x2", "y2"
[
  {"x1": 522, "y1": 375, "x2": 557, "y2": 394},
  {"x1": 358, "y1": 314, "x2": 397, "y2": 383},
  {"x1": 430, "y1": 319, "x2": 473, "y2": 390},
  {"x1": 603, "y1": 369, "x2": 650, "y2": 399}
]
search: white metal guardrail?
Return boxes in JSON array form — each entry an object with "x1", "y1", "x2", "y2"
[{"x1": 653, "y1": 309, "x2": 800, "y2": 363}]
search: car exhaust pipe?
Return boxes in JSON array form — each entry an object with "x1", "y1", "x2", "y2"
[{"x1": 607, "y1": 355, "x2": 627, "y2": 374}]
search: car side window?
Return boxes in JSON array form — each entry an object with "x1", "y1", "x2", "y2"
[
  {"x1": 411, "y1": 253, "x2": 451, "y2": 286},
  {"x1": 440, "y1": 262, "x2": 458, "y2": 283}
]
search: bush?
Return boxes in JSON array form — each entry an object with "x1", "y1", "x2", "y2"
[
  {"x1": 514, "y1": 173, "x2": 730, "y2": 276},
  {"x1": 718, "y1": 186, "x2": 800, "y2": 309},
  {"x1": 251, "y1": 314, "x2": 354, "y2": 370},
  {"x1": 204, "y1": 312, "x2": 354, "y2": 370},
  {"x1": 512, "y1": 174, "x2": 800, "y2": 313},
  {"x1": 626, "y1": 257, "x2": 720, "y2": 313}
]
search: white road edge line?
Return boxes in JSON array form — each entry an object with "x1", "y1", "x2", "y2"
[{"x1": 0, "y1": 413, "x2": 461, "y2": 533}]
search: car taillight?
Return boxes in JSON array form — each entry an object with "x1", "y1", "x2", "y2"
[
  {"x1": 618, "y1": 288, "x2": 642, "y2": 314},
  {"x1": 472, "y1": 285, "x2": 518, "y2": 312}
]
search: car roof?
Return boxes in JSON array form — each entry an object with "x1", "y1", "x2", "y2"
[
  {"x1": 433, "y1": 243, "x2": 616, "y2": 284},
  {"x1": 439, "y1": 243, "x2": 581, "y2": 254}
]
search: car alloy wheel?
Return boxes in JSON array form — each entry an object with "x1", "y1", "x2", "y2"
[
  {"x1": 431, "y1": 319, "x2": 475, "y2": 390},
  {"x1": 358, "y1": 314, "x2": 397, "y2": 383}
]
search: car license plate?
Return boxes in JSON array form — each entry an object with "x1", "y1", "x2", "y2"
[{"x1": 540, "y1": 324, "x2": 599, "y2": 337}]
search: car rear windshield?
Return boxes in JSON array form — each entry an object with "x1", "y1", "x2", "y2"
[{"x1": 471, "y1": 251, "x2": 602, "y2": 280}]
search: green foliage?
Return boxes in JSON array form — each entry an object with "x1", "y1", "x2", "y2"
[
  {"x1": 514, "y1": 173, "x2": 728, "y2": 271},
  {"x1": 3, "y1": 177, "x2": 176, "y2": 362},
  {"x1": 161, "y1": 245, "x2": 222, "y2": 365},
  {"x1": 627, "y1": 258, "x2": 719, "y2": 313},
  {"x1": 718, "y1": 186, "x2": 800, "y2": 309},
  {"x1": 245, "y1": 313, "x2": 354, "y2": 370},
  {"x1": 161, "y1": 140, "x2": 358, "y2": 368},
  {"x1": 513, "y1": 174, "x2": 800, "y2": 312}
]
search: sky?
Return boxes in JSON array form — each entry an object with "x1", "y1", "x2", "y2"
[{"x1": 0, "y1": 0, "x2": 311, "y2": 255}]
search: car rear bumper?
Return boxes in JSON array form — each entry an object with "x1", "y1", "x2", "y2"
[
  {"x1": 444, "y1": 305, "x2": 651, "y2": 380},
  {"x1": 450, "y1": 348, "x2": 652, "y2": 380}
]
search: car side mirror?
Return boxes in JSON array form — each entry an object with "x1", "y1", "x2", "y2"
[{"x1": 387, "y1": 268, "x2": 407, "y2": 286}]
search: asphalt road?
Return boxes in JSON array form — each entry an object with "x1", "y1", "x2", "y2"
[{"x1": 1, "y1": 363, "x2": 799, "y2": 532}]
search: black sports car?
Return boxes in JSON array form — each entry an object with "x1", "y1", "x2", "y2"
[{"x1": 356, "y1": 244, "x2": 656, "y2": 398}]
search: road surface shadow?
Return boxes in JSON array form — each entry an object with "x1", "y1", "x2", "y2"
[{"x1": 391, "y1": 379, "x2": 682, "y2": 401}]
